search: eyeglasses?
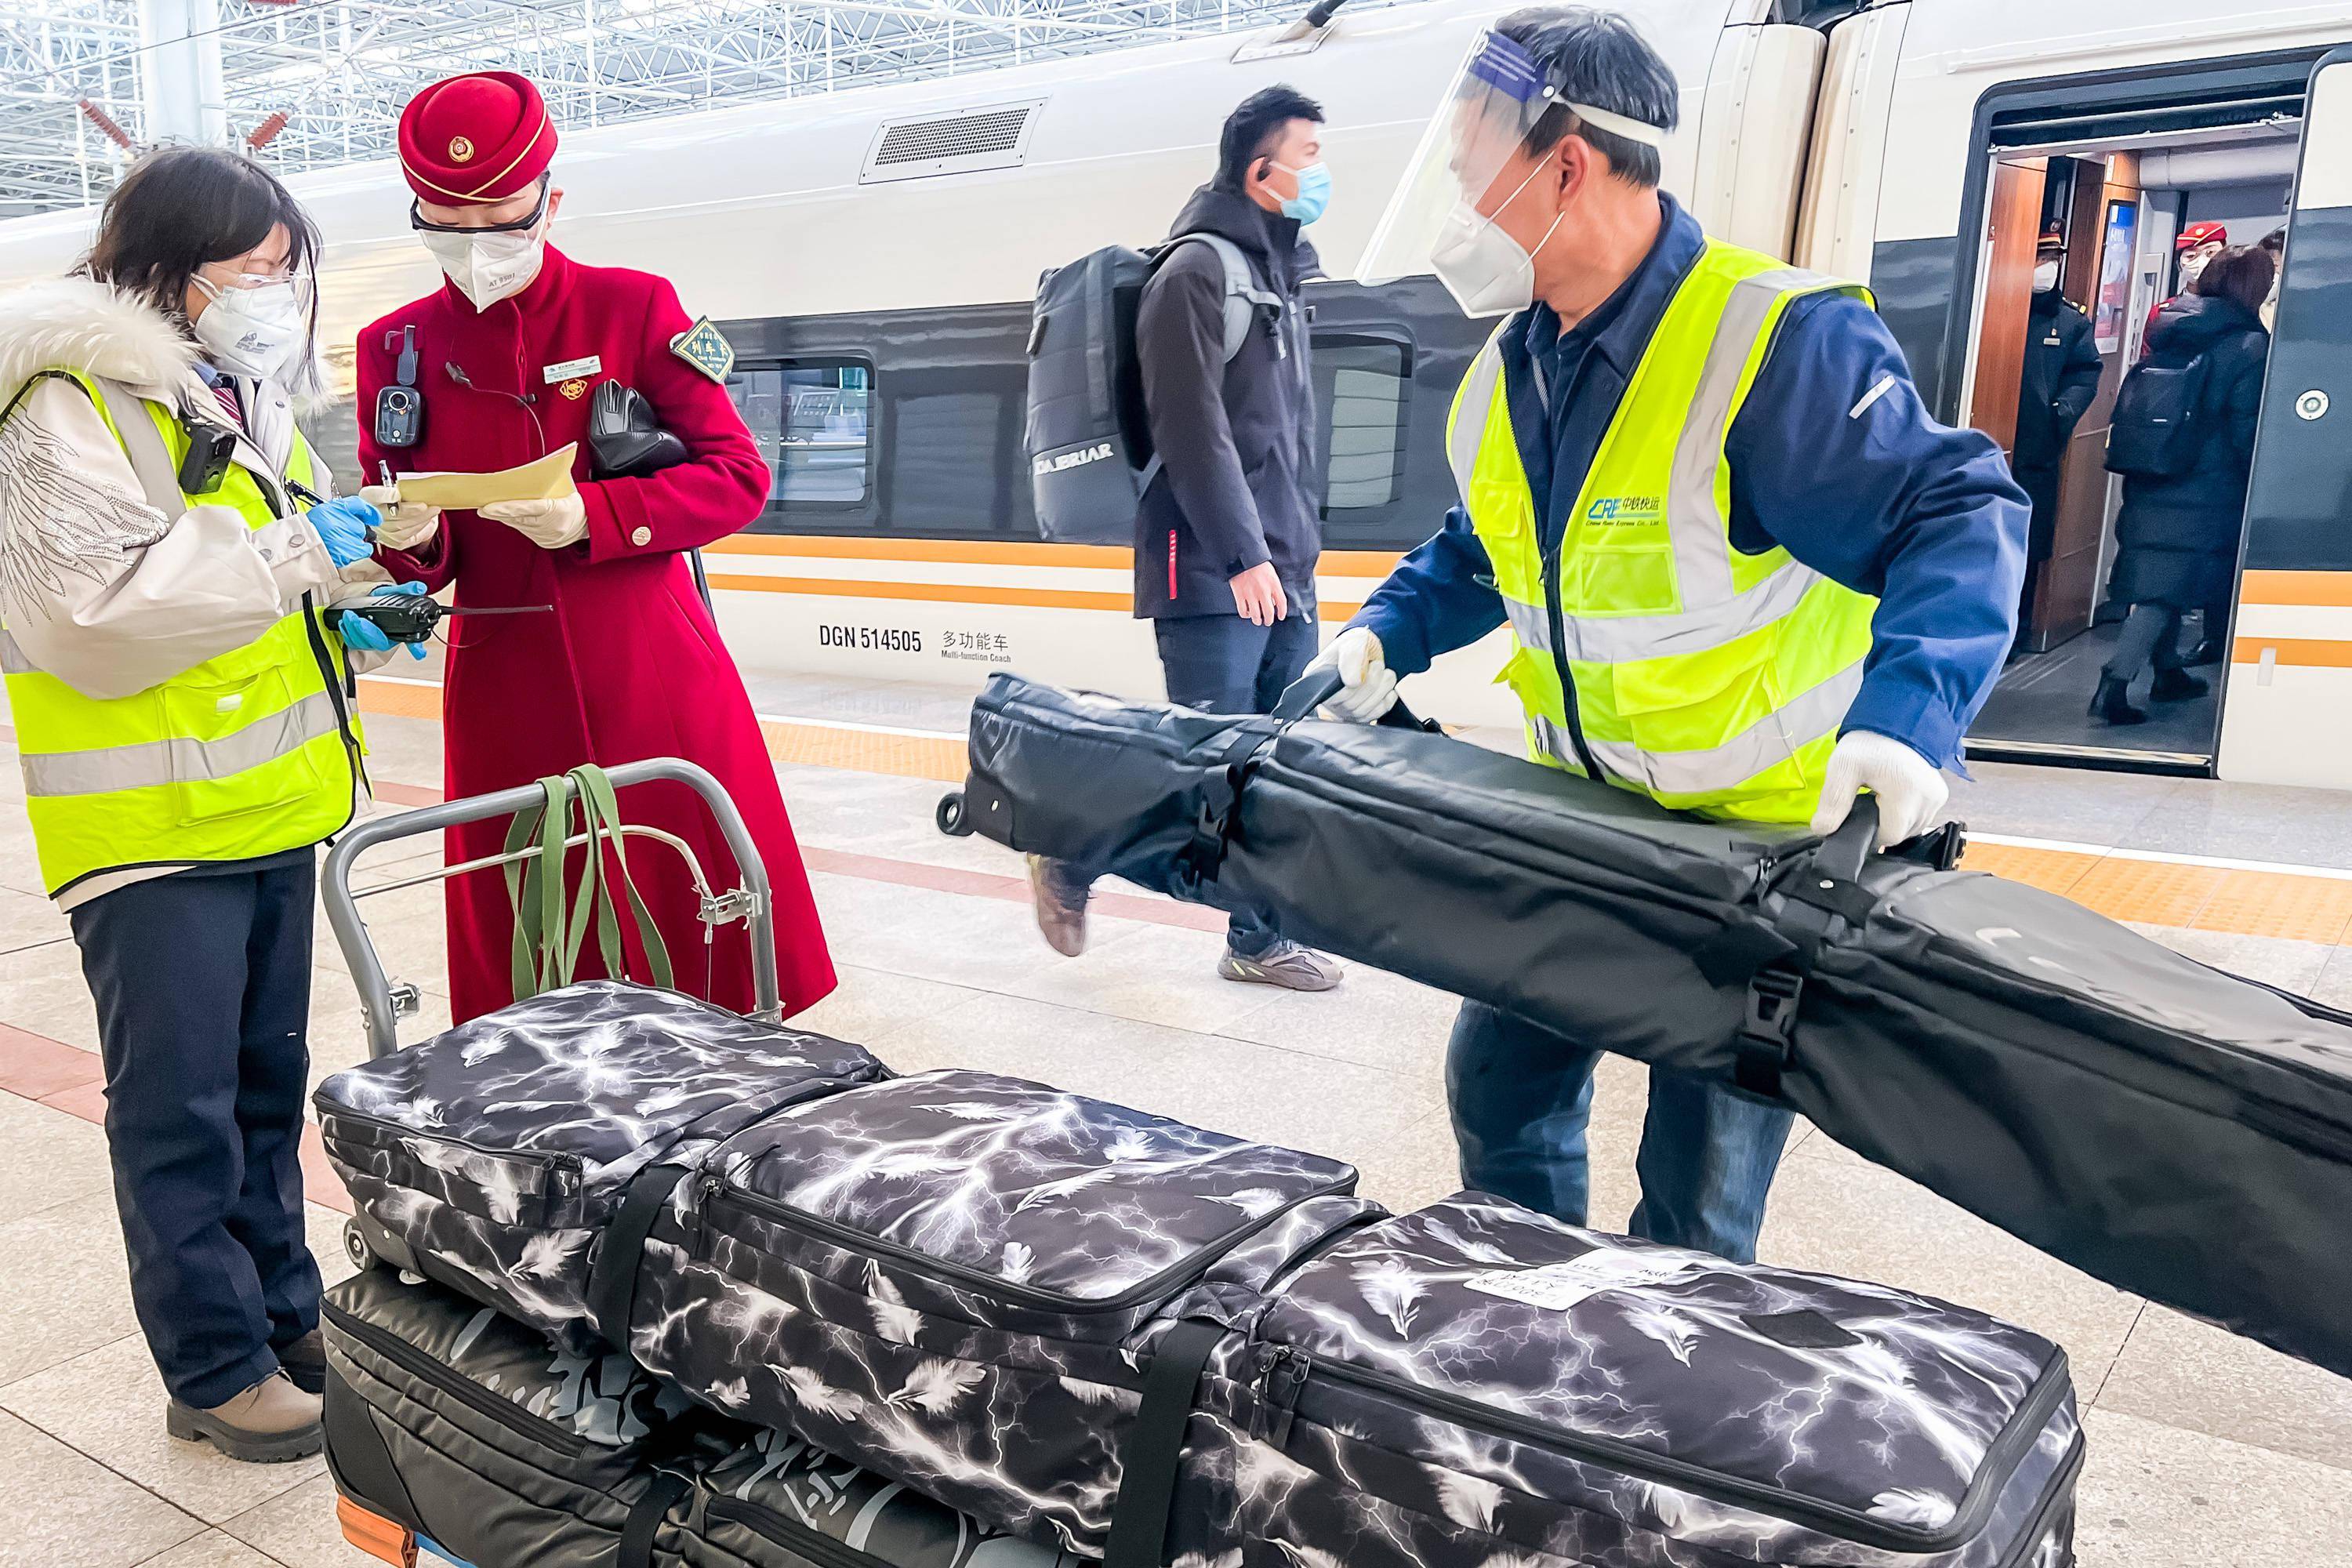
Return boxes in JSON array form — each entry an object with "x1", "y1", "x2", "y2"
[
  {"x1": 198, "y1": 263, "x2": 305, "y2": 291},
  {"x1": 411, "y1": 177, "x2": 550, "y2": 236}
]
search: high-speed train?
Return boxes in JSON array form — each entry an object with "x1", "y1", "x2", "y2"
[{"x1": 2, "y1": 0, "x2": 2350, "y2": 786}]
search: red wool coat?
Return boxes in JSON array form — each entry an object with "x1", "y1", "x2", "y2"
[{"x1": 357, "y1": 245, "x2": 835, "y2": 1024}]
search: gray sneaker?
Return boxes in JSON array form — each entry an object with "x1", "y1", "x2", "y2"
[
  {"x1": 166, "y1": 1371, "x2": 323, "y2": 1464},
  {"x1": 1218, "y1": 939, "x2": 1343, "y2": 992},
  {"x1": 1027, "y1": 855, "x2": 1091, "y2": 957}
]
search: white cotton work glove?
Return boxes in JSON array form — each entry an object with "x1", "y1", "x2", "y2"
[
  {"x1": 358, "y1": 484, "x2": 443, "y2": 553},
  {"x1": 1811, "y1": 730, "x2": 1951, "y2": 849},
  {"x1": 479, "y1": 493, "x2": 588, "y2": 550},
  {"x1": 1301, "y1": 626, "x2": 1399, "y2": 724}
]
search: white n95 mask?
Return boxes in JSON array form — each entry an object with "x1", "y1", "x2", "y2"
[
  {"x1": 190, "y1": 277, "x2": 310, "y2": 383},
  {"x1": 2033, "y1": 260, "x2": 2062, "y2": 293},
  {"x1": 1429, "y1": 156, "x2": 1566, "y2": 318},
  {"x1": 423, "y1": 226, "x2": 547, "y2": 311}
]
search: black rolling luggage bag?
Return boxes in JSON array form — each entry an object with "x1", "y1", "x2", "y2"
[
  {"x1": 314, "y1": 980, "x2": 891, "y2": 1343},
  {"x1": 954, "y1": 672, "x2": 2352, "y2": 1379},
  {"x1": 671, "y1": 1428, "x2": 1080, "y2": 1568},
  {"x1": 323, "y1": 1269, "x2": 1073, "y2": 1568},
  {"x1": 618, "y1": 1066, "x2": 1374, "y2": 1557},
  {"x1": 1116, "y1": 1193, "x2": 2079, "y2": 1568},
  {"x1": 321, "y1": 1265, "x2": 707, "y2": 1568}
]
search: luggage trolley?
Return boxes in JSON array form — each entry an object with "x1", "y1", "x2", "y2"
[{"x1": 320, "y1": 757, "x2": 785, "y2": 1276}]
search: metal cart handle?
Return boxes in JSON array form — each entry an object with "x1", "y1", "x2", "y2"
[{"x1": 322, "y1": 757, "x2": 780, "y2": 1059}]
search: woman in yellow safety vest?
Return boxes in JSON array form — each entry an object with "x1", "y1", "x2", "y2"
[{"x1": 0, "y1": 147, "x2": 415, "y2": 1465}]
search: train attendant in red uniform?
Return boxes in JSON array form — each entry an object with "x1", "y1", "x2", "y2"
[{"x1": 354, "y1": 70, "x2": 835, "y2": 1022}]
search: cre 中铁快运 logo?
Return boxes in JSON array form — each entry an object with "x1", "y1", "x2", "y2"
[{"x1": 1586, "y1": 494, "x2": 1664, "y2": 525}]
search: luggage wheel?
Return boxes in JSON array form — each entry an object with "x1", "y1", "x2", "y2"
[
  {"x1": 343, "y1": 1218, "x2": 379, "y2": 1272},
  {"x1": 936, "y1": 791, "x2": 973, "y2": 837}
]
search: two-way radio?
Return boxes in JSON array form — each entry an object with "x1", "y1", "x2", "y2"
[
  {"x1": 330, "y1": 594, "x2": 551, "y2": 645},
  {"x1": 373, "y1": 325, "x2": 425, "y2": 448}
]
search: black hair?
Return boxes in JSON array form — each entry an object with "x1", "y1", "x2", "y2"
[
  {"x1": 1215, "y1": 85, "x2": 1326, "y2": 193},
  {"x1": 81, "y1": 146, "x2": 320, "y2": 340},
  {"x1": 1497, "y1": 5, "x2": 1679, "y2": 187},
  {"x1": 2198, "y1": 244, "x2": 2277, "y2": 316}
]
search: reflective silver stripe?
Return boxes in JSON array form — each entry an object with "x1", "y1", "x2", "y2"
[
  {"x1": 1447, "y1": 336, "x2": 1508, "y2": 504},
  {"x1": 1588, "y1": 657, "x2": 1865, "y2": 798},
  {"x1": 0, "y1": 630, "x2": 34, "y2": 676},
  {"x1": 90, "y1": 377, "x2": 189, "y2": 521},
  {"x1": 1559, "y1": 561, "x2": 1824, "y2": 664},
  {"x1": 1502, "y1": 594, "x2": 1552, "y2": 654},
  {"x1": 21, "y1": 689, "x2": 339, "y2": 798},
  {"x1": 1529, "y1": 713, "x2": 1588, "y2": 777},
  {"x1": 1666, "y1": 267, "x2": 1827, "y2": 609}
]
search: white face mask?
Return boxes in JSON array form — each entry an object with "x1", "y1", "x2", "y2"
[
  {"x1": 421, "y1": 223, "x2": 547, "y2": 311},
  {"x1": 1430, "y1": 155, "x2": 1566, "y2": 318},
  {"x1": 2178, "y1": 252, "x2": 2212, "y2": 289},
  {"x1": 190, "y1": 276, "x2": 310, "y2": 383},
  {"x1": 2033, "y1": 260, "x2": 2061, "y2": 293}
]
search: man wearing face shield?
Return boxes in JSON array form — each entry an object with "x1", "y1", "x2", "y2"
[
  {"x1": 354, "y1": 71, "x2": 836, "y2": 1025},
  {"x1": 1305, "y1": 9, "x2": 2026, "y2": 1261}
]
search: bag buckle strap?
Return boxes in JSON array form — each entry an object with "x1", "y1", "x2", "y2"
[{"x1": 1733, "y1": 965, "x2": 1805, "y2": 1100}]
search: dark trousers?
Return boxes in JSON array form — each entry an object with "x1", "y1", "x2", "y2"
[
  {"x1": 71, "y1": 859, "x2": 322, "y2": 1408},
  {"x1": 2103, "y1": 603, "x2": 2190, "y2": 684},
  {"x1": 1153, "y1": 611, "x2": 1318, "y2": 955},
  {"x1": 1446, "y1": 1000, "x2": 1794, "y2": 1262}
]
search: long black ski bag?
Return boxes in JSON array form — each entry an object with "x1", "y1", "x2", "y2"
[
  {"x1": 1116, "y1": 1193, "x2": 2079, "y2": 1568},
  {"x1": 615, "y1": 1065, "x2": 1375, "y2": 1557},
  {"x1": 314, "y1": 980, "x2": 891, "y2": 1344},
  {"x1": 957, "y1": 673, "x2": 2352, "y2": 1377},
  {"x1": 321, "y1": 1269, "x2": 1070, "y2": 1568}
]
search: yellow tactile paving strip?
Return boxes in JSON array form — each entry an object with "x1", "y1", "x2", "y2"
[
  {"x1": 357, "y1": 680, "x2": 2352, "y2": 946},
  {"x1": 1959, "y1": 841, "x2": 2352, "y2": 946}
]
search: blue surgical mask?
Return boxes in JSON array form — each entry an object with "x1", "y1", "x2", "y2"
[{"x1": 1276, "y1": 161, "x2": 1331, "y2": 225}]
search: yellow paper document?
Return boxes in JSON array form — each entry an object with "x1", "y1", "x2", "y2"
[{"x1": 397, "y1": 444, "x2": 580, "y2": 509}]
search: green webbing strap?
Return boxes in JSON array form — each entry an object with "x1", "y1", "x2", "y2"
[{"x1": 503, "y1": 765, "x2": 674, "y2": 1002}]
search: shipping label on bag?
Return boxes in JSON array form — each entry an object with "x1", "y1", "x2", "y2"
[{"x1": 1463, "y1": 1250, "x2": 1700, "y2": 1312}]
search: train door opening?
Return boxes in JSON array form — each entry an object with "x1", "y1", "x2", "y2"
[{"x1": 1951, "y1": 64, "x2": 2310, "y2": 771}]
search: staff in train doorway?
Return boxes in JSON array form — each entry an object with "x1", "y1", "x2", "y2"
[
  {"x1": 2142, "y1": 220, "x2": 2227, "y2": 358},
  {"x1": 2012, "y1": 225, "x2": 2103, "y2": 634},
  {"x1": 1308, "y1": 9, "x2": 2027, "y2": 1262},
  {"x1": 1026, "y1": 86, "x2": 1345, "y2": 991},
  {"x1": 0, "y1": 148, "x2": 407, "y2": 1463},
  {"x1": 354, "y1": 71, "x2": 835, "y2": 1023}
]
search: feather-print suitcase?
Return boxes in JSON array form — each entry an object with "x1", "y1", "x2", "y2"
[
  {"x1": 622, "y1": 1068, "x2": 1370, "y2": 1558},
  {"x1": 1120, "y1": 1192, "x2": 2079, "y2": 1568},
  {"x1": 315, "y1": 980, "x2": 890, "y2": 1341}
]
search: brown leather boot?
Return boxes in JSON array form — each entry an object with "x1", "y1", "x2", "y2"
[{"x1": 165, "y1": 1372, "x2": 323, "y2": 1463}]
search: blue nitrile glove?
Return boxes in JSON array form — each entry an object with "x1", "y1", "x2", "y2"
[
  {"x1": 336, "y1": 582, "x2": 430, "y2": 662},
  {"x1": 306, "y1": 495, "x2": 382, "y2": 568}
]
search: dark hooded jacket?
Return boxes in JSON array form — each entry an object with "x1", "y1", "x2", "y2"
[
  {"x1": 2109, "y1": 292, "x2": 2269, "y2": 608},
  {"x1": 1132, "y1": 183, "x2": 1323, "y2": 619}
]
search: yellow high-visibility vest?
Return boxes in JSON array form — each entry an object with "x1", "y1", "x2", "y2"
[
  {"x1": 1, "y1": 370, "x2": 361, "y2": 898},
  {"x1": 1447, "y1": 238, "x2": 1880, "y2": 825}
]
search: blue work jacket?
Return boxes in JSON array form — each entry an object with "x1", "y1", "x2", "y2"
[{"x1": 1352, "y1": 195, "x2": 2027, "y2": 771}]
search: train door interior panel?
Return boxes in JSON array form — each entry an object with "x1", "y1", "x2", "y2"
[{"x1": 1947, "y1": 49, "x2": 2319, "y2": 771}]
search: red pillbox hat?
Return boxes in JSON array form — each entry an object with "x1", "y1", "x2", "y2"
[{"x1": 398, "y1": 71, "x2": 556, "y2": 205}]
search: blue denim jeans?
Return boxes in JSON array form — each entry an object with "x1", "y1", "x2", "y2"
[{"x1": 1445, "y1": 998, "x2": 1793, "y2": 1262}]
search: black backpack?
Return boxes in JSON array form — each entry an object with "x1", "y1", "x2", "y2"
[
  {"x1": 2105, "y1": 350, "x2": 2212, "y2": 478},
  {"x1": 1024, "y1": 234, "x2": 1279, "y2": 543}
]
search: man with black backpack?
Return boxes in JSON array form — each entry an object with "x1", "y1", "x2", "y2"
[{"x1": 1026, "y1": 85, "x2": 1344, "y2": 991}]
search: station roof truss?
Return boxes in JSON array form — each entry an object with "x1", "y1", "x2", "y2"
[{"x1": 0, "y1": 0, "x2": 1396, "y2": 217}]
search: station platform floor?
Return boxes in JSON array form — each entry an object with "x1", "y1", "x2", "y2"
[{"x1": 3, "y1": 670, "x2": 2351, "y2": 1568}]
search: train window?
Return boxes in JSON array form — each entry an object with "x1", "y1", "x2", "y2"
[
  {"x1": 726, "y1": 361, "x2": 873, "y2": 506},
  {"x1": 1315, "y1": 334, "x2": 1412, "y2": 512}
]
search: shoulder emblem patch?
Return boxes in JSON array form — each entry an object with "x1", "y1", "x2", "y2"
[{"x1": 670, "y1": 317, "x2": 736, "y2": 384}]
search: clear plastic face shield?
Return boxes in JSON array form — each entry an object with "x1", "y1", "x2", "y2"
[{"x1": 1355, "y1": 28, "x2": 1667, "y2": 307}]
